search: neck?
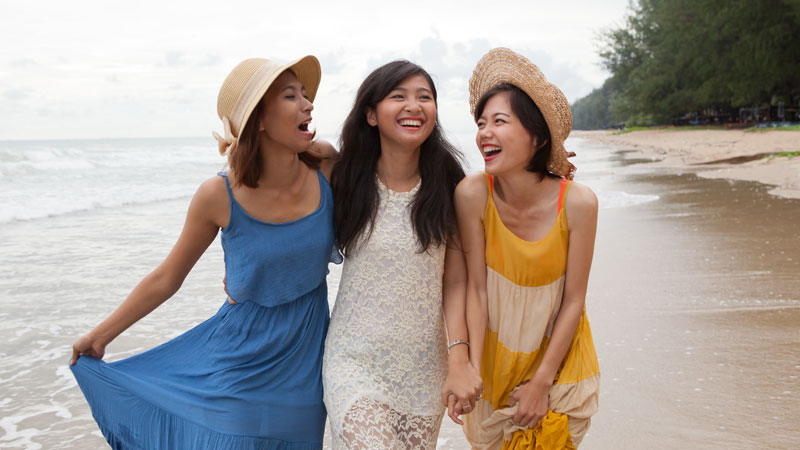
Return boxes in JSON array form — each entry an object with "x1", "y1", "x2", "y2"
[
  {"x1": 376, "y1": 140, "x2": 421, "y2": 191},
  {"x1": 257, "y1": 141, "x2": 305, "y2": 189},
  {"x1": 493, "y1": 169, "x2": 551, "y2": 208}
]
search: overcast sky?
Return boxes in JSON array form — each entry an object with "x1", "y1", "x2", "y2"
[{"x1": 0, "y1": 0, "x2": 630, "y2": 141}]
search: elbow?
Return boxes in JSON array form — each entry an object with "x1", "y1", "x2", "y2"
[{"x1": 146, "y1": 267, "x2": 184, "y2": 298}]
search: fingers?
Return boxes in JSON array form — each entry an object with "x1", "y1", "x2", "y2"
[
  {"x1": 447, "y1": 394, "x2": 463, "y2": 425},
  {"x1": 456, "y1": 393, "x2": 475, "y2": 414},
  {"x1": 70, "y1": 347, "x2": 79, "y2": 366},
  {"x1": 508, "y1": 391, "x2": 518, "y2": 407}
]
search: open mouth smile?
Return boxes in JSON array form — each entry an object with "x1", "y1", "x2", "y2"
[
  {"x1": 482, "y1": 145, "x2": 502, "y2": 161},
  {"x1": 298, "y1": 119, "x2": 313, "y2": 136},
  {"x1": 398, "y1": 118, "x2": 423, "y2": 129}
]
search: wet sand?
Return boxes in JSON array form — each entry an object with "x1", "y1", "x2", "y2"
[
  {"x1": 438, "y1": 145, "x2": 800, "y2": 449},
  {"x1": 577, "y1": 129, "x2": 800, "y2": 199}
]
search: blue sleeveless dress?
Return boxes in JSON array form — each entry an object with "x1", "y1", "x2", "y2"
[{"x1": 71, "y1": 170, "x2": 340, "y2": 450}]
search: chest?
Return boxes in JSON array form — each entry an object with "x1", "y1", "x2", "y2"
[{"x1": 492, "y1": 196, "x2": 560, "y2": 242}]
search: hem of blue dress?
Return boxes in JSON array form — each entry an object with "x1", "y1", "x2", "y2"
[{"x1": 72, "y1": 358, "x2": 322, "y2": 450}]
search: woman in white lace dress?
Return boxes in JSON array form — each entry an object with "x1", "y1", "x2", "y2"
[{"x1": 323, "y1": 60, "x2": 483, "y2": 449}]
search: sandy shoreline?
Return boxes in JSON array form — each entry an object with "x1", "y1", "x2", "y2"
[{"x1": 574, "y1": 129, "x2": 800, "y2": 199}]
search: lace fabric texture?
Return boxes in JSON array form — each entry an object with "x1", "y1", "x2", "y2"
[{"x1": 323, "y1": 180, "x2": 447, "y2": 449}]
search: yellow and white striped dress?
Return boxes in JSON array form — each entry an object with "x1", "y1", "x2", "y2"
[{"x1": 463, "y1": 175, "x2": 600, "y2": 450}]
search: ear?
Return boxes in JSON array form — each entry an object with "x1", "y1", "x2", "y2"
[
  {"x1": 536, "y1": 138, "x2": 549, "y2": 150},
  {"x1": 366, "y1": 107, "x2": 378, "y2": 127}
]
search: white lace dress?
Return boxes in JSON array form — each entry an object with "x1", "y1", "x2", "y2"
[{"x1": 323, "y1": 179, "x2": 447, "y2": 449}]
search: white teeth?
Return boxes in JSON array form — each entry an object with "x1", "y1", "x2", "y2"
[{"x1": 399, "y1": 120, "x2": 422, "y2": 127}]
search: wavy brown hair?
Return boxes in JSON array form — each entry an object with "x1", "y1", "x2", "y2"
[{"x1": 331, "y1": 60, "x2": 465, "y2": 256}]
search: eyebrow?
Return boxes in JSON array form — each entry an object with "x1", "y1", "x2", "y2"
[
  {"x1": 390, "y1": 87, "x2": 433, "y2": 94},
  {"x1": 479, "y1": 111, "x2": 511, "y2": 120}
]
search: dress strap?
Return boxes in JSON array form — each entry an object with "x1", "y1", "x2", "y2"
[
  {"x1": 557, "y1": 178, "x2": 569, "y2": 214},
  {"x1": 217, "y1": 171, "x2": 235, "y2": 203}
]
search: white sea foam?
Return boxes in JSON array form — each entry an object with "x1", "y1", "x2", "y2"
[
  {"x1": 596, "y1": 189, "x2": 660, "y2": 209},
  {"x1": 0, "y1": 138, "x2": 224, "y2": 223}
]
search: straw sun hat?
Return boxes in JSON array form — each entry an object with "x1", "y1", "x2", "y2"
[
  {"x1": 469, "y1": 48, "x2": 573, "y2": 177},
  {"x1": 213, "y1": 55, "x2": 321, "y2": 156}
]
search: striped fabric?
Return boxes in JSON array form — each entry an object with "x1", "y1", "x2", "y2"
[{"x1": 463, "y1": 175, "x2": 599, "y2": 450}]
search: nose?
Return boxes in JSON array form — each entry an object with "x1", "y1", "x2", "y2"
[
  {"x1": 405, "y1": 98, "x2": 421, "y2": 113},
  {"x1": 302, "y1": 97, "x2": 314, "y2": 112},
  {"x1": 477, "y1": 125, "x2": 493, "y2": 140}
]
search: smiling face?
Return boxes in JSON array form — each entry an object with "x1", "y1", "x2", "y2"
[
  {"x1": 366, "y1": 74, "x2": 436, "y2": 151},
  {"x1": 475, "y1": 91, "x2": 540, "y2": 176},
  {"x1": 258, "y1": 70, "x2": 314, "y2": 153}
]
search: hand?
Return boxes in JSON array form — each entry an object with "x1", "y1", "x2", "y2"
[
  {"x1": 441, "y1": 358, "x2": 483, "y2": 424},
  {"x1": 508, "y1": 378, "x2": 551, "y2": 429},
  {"x1": 70, "y1": 334, "x2": 107, "y2": 365}
]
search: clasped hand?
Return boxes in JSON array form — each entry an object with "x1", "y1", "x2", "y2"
[{"x1": 441, "y1": 360, "x2": 483, "y2": 425}]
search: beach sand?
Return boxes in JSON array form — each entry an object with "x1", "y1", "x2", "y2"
[{"x1": 576, "y1": 129, "x2": 800, "y2": 199}]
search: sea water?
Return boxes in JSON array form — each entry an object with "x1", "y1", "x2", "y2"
[{"x1": 0, "y1": 135, "x2": 658, "y2": 449}]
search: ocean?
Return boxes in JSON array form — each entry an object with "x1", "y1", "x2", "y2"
[{"x1": 0, "y1": 135, "x2": 661, "y2": 449}]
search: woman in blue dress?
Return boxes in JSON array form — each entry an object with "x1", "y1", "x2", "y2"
[{"x1": 69, "y1": 55, "x2": 340, "y2": 449}]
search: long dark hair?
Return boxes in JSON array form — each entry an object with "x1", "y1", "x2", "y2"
[
  {"x1": 332, "y1": 60, "x2": 465, "y2": 256},
  {"x1": 474, "y1": 83, "x2": 557, "y2": 181}
]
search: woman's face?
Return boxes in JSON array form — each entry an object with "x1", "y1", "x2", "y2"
[
  {"x1": 258, "y1": 71, "x2": 314, "y2": 153},
  {"x1": 475, "y1": 91, "x2": 536, "y2": 176},
  {"x1": 367, "y1": 74, "x2": 436, "y2": 151}
]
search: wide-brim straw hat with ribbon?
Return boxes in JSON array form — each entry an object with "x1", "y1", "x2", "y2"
[
  {"x1": 213, "y1": 55, "x2": 321, "y2": 156},
  {"x1": 469, "y1": 48, "x2": 572, "y2": 177}
]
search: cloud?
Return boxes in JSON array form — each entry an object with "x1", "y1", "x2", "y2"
[
  {"x1": 11, "y1": 58, "x2": 38, "y2": 67},
  {"x1": 3, "y1": 88, "x2": 33, "y2": 101},
  {"x1": 198, "y1": 54, "x2": 222, "y2": 67},
  {"x1": 165, "y1": 51, "x2": 187, "y2": 67}
]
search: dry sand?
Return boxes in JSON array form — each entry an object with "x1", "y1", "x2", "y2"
[{"x1": 575, "y1": 129, "x2": 800, "y2": 199}]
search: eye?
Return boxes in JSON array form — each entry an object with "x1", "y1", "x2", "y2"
[
  {"x1": 285, "y1": 94, "x2": 296, "y2": 99},
  {"x1": 476, "y1": 120, "x2": 486, "y2": 128},
  {"x1": 420, "y1": 94, "x2": 433, "y2": 101},
  {"x1": 495, "y1": 118, "x2": 506, "y2": 124}
]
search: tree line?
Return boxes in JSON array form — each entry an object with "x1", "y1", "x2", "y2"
[{"x1": 572, "y1": 0, "x2": 800, "y2": 129}]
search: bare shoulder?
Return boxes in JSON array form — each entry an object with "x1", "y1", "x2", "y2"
[
  {"x1": 191, "y1": 175, "x2": 230, "y2": 226},
  {"x1": 196, "y1": 174, "x2": 228, "y2": 202},
  {"x1": 455, "y1": 172, "x2": 488, "y2": 201},
  {"x1": 565, "y1": 181, "x2": 598, "y2": 223}
]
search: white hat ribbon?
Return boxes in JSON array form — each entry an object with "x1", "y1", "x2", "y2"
[{"x1": 212, "y1": 116, "x2": 238, "y2": 156}]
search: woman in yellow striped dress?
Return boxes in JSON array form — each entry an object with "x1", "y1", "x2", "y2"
[{"x1": 454, "y1": 48, "x2": 600, "y2": 449}]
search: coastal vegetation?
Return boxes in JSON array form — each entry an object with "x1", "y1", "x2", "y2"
[{"x1": 573, "y1": 0, "x2": 800, "y2": 129}]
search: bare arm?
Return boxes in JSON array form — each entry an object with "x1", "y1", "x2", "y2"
[
  {"x1": 440, "y1": 233, "x2": 483, "y2": 424},
  {"x1": 306, "y1": 139, "x2": 337, "y2": 181},
  {"x1": 454, "y1": 174, "x2": 490, "y2": 373},
  {"x1": 70, "y1": 176, "x2": 228, "y2": 364},
  {"x1": 510, "y1": 182, "x2": 598, "y2": 427}
]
